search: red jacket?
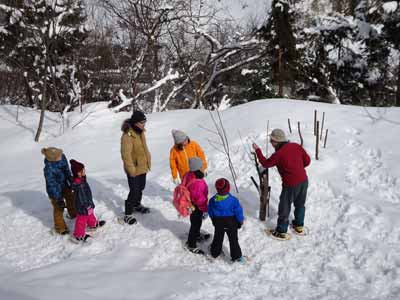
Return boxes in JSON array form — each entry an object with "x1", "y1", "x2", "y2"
[{"x1": 255, "y1": 143, "x2": 311, "y2": 187}]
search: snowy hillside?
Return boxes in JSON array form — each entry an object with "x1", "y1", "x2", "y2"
[{"x1": 0, "y1": 99, "x2": 399, "y2": 300}]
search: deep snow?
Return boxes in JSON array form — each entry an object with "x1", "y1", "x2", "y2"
[{"x1": 0, "y1": 99, "x2": 399, "y2": 299}]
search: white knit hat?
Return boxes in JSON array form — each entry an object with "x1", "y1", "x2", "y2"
[
  {"x1": 171, "y1": 129, "x2": 188, "y2": 144},
  {"x1": 189, "y1": 157, "x2": 203, "y2": 172}
]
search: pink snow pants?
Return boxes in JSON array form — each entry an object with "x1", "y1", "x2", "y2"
[{"x1": 73, "y1": 208, "x2": 97, "y2": 238}]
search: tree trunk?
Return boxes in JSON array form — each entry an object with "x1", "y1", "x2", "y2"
[
  {"x1": 396, "y1": 63, "x2": 400, "y2": 107},
  {"x1": 259, "y1": 171, "x2": 270, "y2": 221},
  {"x1": 24, "y1": 76, "x2": 34, "y2": 107},
  {"x1": 34, "y1": 79, "x2": 47, "y2": 142}
]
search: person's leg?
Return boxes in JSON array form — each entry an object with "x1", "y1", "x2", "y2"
[
  {"x1": 125, "y1": 175, "x2": 136, "y2": 215},
  {"x1": 210, "y1": 219, "x2": 225, "y2": 258},
  {"x1": 187, "y1": 208, "x2": 203, "y2": 248},
  {"x1": 50, "y1": 198, "x2": 68, "y2": 234},
  {"x1": 87, "y1": 210, "x2": 98, "y2": 228},
  {"x1": 74, "y1": 214, "x2": 88, "y2": 238},
  {"x1": 63, "y1": 187, "x2": 76, "y2": 218},
  {"x1": 132, "y1": 174, "x2": 147, "y2": 208},
  {"x1": 276, "y1": 186, "x2": 295, "y2": 233},
  {"x1": 293, "y1": 180, "x2": 308, "y2": 227},
  {"x1": 225, "y1": 218, "x2": 242, "y2": 261}
]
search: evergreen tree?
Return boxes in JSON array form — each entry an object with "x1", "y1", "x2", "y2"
[
  {"x1": 382, "y1": 0, "x2": 400, "y2": 106},
  {"x1": 257, "y1": 0, "x2": 299, "y2": 97}
]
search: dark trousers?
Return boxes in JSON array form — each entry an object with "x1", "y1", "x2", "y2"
[
  {"x1": 210, "y1": 216, "x2": 242, "y2": 261},
  {"x1": 187, "y1": 207, "x2": 203, "y2": 248},
  {"x1": 125, "y1": 173, "x2": 146, "y2": 215},
  {"x1": 276, "y1": 179, "x2": 308, "y2": 233}
]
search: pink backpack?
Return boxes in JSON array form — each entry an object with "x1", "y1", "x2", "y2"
[{"x1": 173, "y1": 177, "x2": 196, "y2": 217}]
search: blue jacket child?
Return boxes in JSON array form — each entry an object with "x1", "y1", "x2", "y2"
[
  {"x1": 42, "y1": 147, "x2": 76, "y2": 234},
  {"x1": 208, "y1": 178, "x2": 245, "y2": 262}
]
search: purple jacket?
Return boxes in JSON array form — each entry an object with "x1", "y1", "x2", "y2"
[{"x1": 183, "y1": 172, "x2": 208, "y2": 212}]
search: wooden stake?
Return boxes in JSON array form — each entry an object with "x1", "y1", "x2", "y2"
[
  {"x1": 298, "y1": 121, "x2": 303, "y2": 146},
  {"x1": 314, "y1": 110, "x2": 317, "y2": 136},
  {"x1": 316, "y1": 121, "x2": 320, "y2": 160},
  {"x1": 320, "y1": 112, "x2": 325, "y2": 140},
  {"x1": 288, "y1": 118, "x2": 292, "y2": 133},
  {"x1": 324, "y1": 129, "x2": 328, "y2": 148}
]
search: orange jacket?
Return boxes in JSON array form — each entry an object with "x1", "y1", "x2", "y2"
[{"x1": 170, "y1": 140, "x2": 207, "y2": 180}]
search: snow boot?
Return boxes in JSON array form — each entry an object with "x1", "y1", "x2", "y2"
[
  {"x1": 133, "y1": 204, "x2": 150, "y2": 214},
  {"x1": 197, "y1": 233, "x2": 211, "y2": 242},
  {"x1": 232, "y1": 256, "x2": 248, "y2": 264},
  {"x1": 124, "y1": 215, "x2": 137, "y2": 225},
  {"x1": 87, "y1": 220, "x2": 106, "y2": 232},
  {"x1": 70, "y1": 234, "x2": 92, "y2": 244}
]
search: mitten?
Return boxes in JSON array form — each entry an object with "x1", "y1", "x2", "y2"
[{"x1": 173, "y1": 178, "x2": 181, "y2": 185}]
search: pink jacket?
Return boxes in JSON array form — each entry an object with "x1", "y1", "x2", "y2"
[{"x1": 182, "y1": 172, "x2": 208, "y2": 212}]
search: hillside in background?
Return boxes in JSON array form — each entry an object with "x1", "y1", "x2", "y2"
[{"x1": 0, "y1": 99, "x2": 399, "y2": 299}]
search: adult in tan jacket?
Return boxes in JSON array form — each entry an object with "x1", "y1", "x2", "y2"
[{"x1": 121, "y1": 110, "x2": 151, "y2": 224}]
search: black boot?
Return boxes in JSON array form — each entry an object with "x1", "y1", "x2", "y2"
[
  {"x1": 124, "y1": 215, "x2": 137, "y2": 225},
  {"x1": 133, "y1": 204, "x2": 150, "y2": 214}
]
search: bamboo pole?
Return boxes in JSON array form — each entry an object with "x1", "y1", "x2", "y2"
[
  {"x1": 298, "y1": 121, "x2": 303, "y2": 146},
  {"x1": 320, "y1": 112, "x2": 325, "y2": 140},
  {"x1": 324, "y1": 129, "x2": 328, "y2": 148},
  {"x1": 316, "y1": 121, "x2": 320, "y2": 160},
  {"x1": 314, "y1": 110, "x2": 317, "y2": 136}
]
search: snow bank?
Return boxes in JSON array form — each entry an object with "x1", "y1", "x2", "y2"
[{"x1": 0, "y1": 99, "x2": 399, "y2": 299}]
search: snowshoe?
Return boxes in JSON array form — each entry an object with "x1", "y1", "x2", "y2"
[
  {"x1": 184, "y1": 242, "x2": 205, "y2": 255},
  {"x1": 290, "y1": 224, "x2": 309, "y2": 236},
  {"x1": 187, "y1": 246, "x2": 205, "y2": 255},
  {"x1": 265, "y1": 228, "x2": 291, "y2": 241},
  {"x1": 69, "y1": 234, "x2": 92, "y2": 244},
  {"x1": 49, "y1": 228, "x2": 70, "y2": 236}
]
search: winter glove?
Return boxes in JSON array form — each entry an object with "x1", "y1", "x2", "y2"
[
  {"x1": 173, "y1": 178, "x2": 181, "y2": 185},
  {"x1": 202, "y1": 212, "x2": 208, "y2": 220},
  {"x1": 56, "y1": 199, "x2": 66, "y2": 209}
]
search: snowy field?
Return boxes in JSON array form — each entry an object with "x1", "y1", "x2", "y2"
[{"x1": 0, "y1": 99, "x2": 399, "y2": 299}]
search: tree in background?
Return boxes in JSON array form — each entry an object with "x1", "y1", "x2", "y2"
[{"x1": 0, "y1": 0, "x2": 87, "y2": 141}]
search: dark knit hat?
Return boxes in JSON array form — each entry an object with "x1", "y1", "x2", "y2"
[
  {"x1": 70, "y1": 159, "x2": 85, "y2": 177},
  {"x1": 215, "y1": 178, "x2": 230, "y2": 195},
  {"x1": 130, "y1": 110, "x2": 146, "y2": 125}
]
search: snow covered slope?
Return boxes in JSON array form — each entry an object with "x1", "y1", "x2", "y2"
[{"x1": 0, "y1": 100, "x2": 399, "y2": 299}]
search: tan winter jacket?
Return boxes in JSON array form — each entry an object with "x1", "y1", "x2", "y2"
[{"x1": 121, "y1": 127, "x2": 151, "y2": 177}]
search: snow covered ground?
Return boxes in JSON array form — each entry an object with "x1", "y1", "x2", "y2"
[{"x1": 0, "y1": 99, "x2": 399, "y2": 299}]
